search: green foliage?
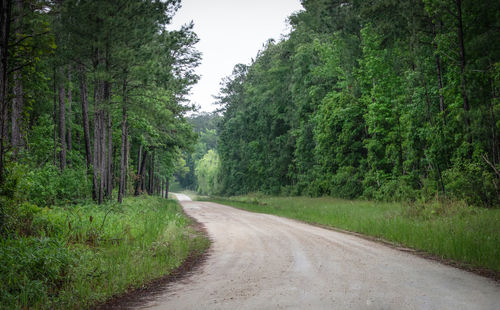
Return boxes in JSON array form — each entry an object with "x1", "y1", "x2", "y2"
[
  {"x1": 0, "y1": 237, "x2": 74, "y2": 309},
  {"x1": 0, "y1": 196, "x2": 209, "y2": 309},
  {"x1": 215, "y1": 0, "x2": 500, "y2": 207},
  {"x1": 0, "y1": 1, "x2": 206, "y2": 307},
  {"x1": 195, "y1": 150, "x2": 220, "y2": 195},
  {"x1": 9, "y1": 163, "x2": 91, "y2": 207}
]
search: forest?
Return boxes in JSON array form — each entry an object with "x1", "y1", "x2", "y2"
[
  {"x1": 0, "y1": 0, "x2": 199, "y2": 208},
  {"x1": 0, "y1": 0, "x2": 208, "y2": 308},
  {"x1": 209, "y1": 0, "x2": 500, "y2": 207}
]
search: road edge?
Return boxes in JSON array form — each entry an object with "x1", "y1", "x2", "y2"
[
  {"x1": 92, "y1": 201, "x2": 212, "y2": 310},
  {"x1": 204, "y1": 199, "x2": 500, "y2": 283}
]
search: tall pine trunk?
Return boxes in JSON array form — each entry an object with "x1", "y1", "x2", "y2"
[
  {"x1": 432, "y1": 21, "x2": 446, "y2": 125},
  {"x1": 67, "y1": 68, "x2": 72, "y2": 154},
  {"x1": 106, "y1": 111, "x2": 112, "y2": 199},
  {"x1": 10, "y1": 0, "x2": 22, "y2": 159},
  {"x1": 148, "y1": 150, "x2": 155, "y2": 195},
  {"x1": 58, "y1": 66, "x2": 67, "y2": 170},
  {"x1": 134, "y1": 147, "x2": 147, "y2": 196},
  {"x1": 455, "y1": 0, "x2": 472, "y2": 153},
  {"x1": 165, "y1": 178, "x2": 169, "y2": 199},
  {"x1": 489, "y1": 78, "x2": 499, "y2": 166},
  {"x1": 79, "y1": 64, "x2": 92, "y2": 171},
  {"x1": 118, "y1": 79, "x2": 128, "y2": 203},
  {"x1": 99, "y1": 111, "x2": 106, "y2": 203},
  {"x1": 11, "y1": 70, "x2": 22, "y2": 158},
  {"x1": 93, "y1": 81, "x2": 103, "y2": 203},
  {"x1": 53, "y1": 67, "x2": 57, "y2": 166},
  {"x1": 0, "y1": 0, "x2": 11, "y2": 184}
]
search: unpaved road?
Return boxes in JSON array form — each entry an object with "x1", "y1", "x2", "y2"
[{"x1": 138, "y1": 194, "x2": 500, "y2": 309}]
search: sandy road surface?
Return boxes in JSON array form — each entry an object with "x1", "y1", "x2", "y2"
[{"x1": 138, "y1": 194, "x2": 500, "y2": 309}]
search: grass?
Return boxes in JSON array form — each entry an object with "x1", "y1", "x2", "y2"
[
  {"x1": 0, "y1": 195, "x2": 210, "y2": 309},
  {"x1": 204, "y1": 194, "x2": 500, "y2": 273}
]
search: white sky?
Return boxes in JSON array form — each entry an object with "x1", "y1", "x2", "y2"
[{"x1": 170, "y1": 0, "x2": 303, "y2": 112}]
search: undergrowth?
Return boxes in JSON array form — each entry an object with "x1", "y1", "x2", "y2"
[{"x1": 0, "y1": 195, "x2": 209, "y2": 309}]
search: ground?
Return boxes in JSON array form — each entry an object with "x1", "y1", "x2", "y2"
[{"x1": 132, "y1": 194, "x2": 500, "y2": 309}]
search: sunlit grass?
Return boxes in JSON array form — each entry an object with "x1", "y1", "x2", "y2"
[{"x1": 205, "y1": 195, "x2": 500, "y2": 272}]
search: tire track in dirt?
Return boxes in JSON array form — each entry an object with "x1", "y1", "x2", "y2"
[{"x1": 137, "y1": 194, "x2": 500, "y2": 310}]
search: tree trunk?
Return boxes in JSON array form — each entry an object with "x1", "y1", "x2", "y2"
[
  {"x1": 67, "y1": 68, "x2": 72, "y2": 154},
  {"x1": 93, "y1": 109, "x2": 99, "y2": 202},
  {"x1": 58, "y1": 66, "x2": 67, "y2": 170},
  {"x1": 99, "y1": 111, "x2": 106, "y2": 203},
  {"x1": 490, "y1": 78, "x2": 499, "y2": 166},
  {"x1": 10, "y1": 0, "x2": 22, "y2": 159},
  {"x1": 11, "y1": 70, "x2": 22, "y2": 158},
  {"x1": 432, "y1": 22, "x2": 446, "y2": 125},
  {"x1": 455, "y1": 0, "x2": 472, "y2": 153},
  {"x1": 137, "y1": 145, "x2": 142, "y2": 174},
  {"x1": 125, "y1": 131, "x2": 130, "y2": 195},
  {"x1": 106, "y1": 111, "x2": 112, "y2": 199},
  {"x1": 0, "y1": 0, "x2": 11, "y2": 184},
  {"x1": 435, "y1": 161, "x2": 446, "y2": 196},
  {"x1": 53, "y1": 67, "x2": 58, "y2": 166},
  {"x1": 93, "y1": 81, "x2": 102, "y2": 203},
  {"x1": 134, "y1": 147, "x2": 147, "y2": 196},
  {"x1": 135, "y1": 145, "x2": 142, "y2": 195},
  {"x1": 118, "y1": 79, "x2": 128, "y2": 203},
  {"x1": 148, "y1": 150, "x2": 155, "y2": 195},
  {"x1": 165, "y1": 178, "x2": 169, "y2": 199},
  {"x1": 79, "y1": 64, "x2": 92, "y2": 171}
]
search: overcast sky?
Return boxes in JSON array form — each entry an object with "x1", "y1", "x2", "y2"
[{"x1": 169, "y1": 0, "x2": 303, "y2": 113}]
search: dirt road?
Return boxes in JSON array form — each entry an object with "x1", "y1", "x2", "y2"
[{"x1": 138, "y1": 194, "x2": 500, "y2": 309}]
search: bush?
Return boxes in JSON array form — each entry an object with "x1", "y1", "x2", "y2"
[
  {"x1": 17, "y1": 164, "x2": 91, "y2": 207},
  {"x1": 376, "y1": 177, "x2": 418, "y2": 202},
  {"x1": 329, "y1": 166, "x2": 363, "y2": 199},
  {"x1": 443, "y1": 161, "x2": 499, "y2": 207}
]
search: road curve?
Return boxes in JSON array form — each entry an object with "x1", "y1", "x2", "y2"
[{"x1": 138, "y1": 194, "x2": 500, "y2": 310}]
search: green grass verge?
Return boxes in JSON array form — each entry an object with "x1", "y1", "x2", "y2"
[
  {"x1": 0, "y1": 195, "x2": 210, "y2": 309},
  {"x1": 205, "y1": 195, "x2": 500, "y2": 272}
]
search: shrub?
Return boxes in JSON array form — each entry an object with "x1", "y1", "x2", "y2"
[
  {"x1": 17, "y1": 164, "x2": 91, "y2": 207},
  {"x1": 443, "y1": 161, "x2": 499, "y2": 207}
]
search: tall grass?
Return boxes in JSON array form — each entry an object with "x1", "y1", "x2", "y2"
[
  {"x1": 0, "y1": 196, "x2": 209, "y2": 309},
  {"x1": 207, "y1": 195, "x2": 500, "y2": 272}
]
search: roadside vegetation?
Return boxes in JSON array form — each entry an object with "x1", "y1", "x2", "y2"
[
  {"x1": 207, "y1": 195, "x2": 500, "y2": 273},
  {"x1": 0, "y1": 1, "x2": 208, "y2": 308},
  {"x1": 0, "y1": 195, "x2": 209, "y2": 309}
]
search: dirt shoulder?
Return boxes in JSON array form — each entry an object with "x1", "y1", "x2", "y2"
[
  {"x1": 140, "y1": 200, "x2": 500, "y2": 309},
  {"x1": 92, "y1": 206, "x2": 211, "y2": 310}
]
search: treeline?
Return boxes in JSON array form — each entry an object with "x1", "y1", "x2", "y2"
[
  {"x1": 0, "y1": 0, "x2": 198, "y2": 212},
  {"x1": 216, "y1": 0, "x2": 500, "y2": 206},
  {"x1": 176, "y1": 112, "x2": 220, "y2": 194}
]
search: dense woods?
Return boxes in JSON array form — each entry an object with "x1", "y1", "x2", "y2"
[
  {"x1": 0, "y1": 1, "x2": 208, "y2": 307},
  {"x1": 0, "y1": 0, "x2": 199, "y2": 214},
  {"x1": 215, "y1": 0, "x2": 500, "y2": 207}
]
